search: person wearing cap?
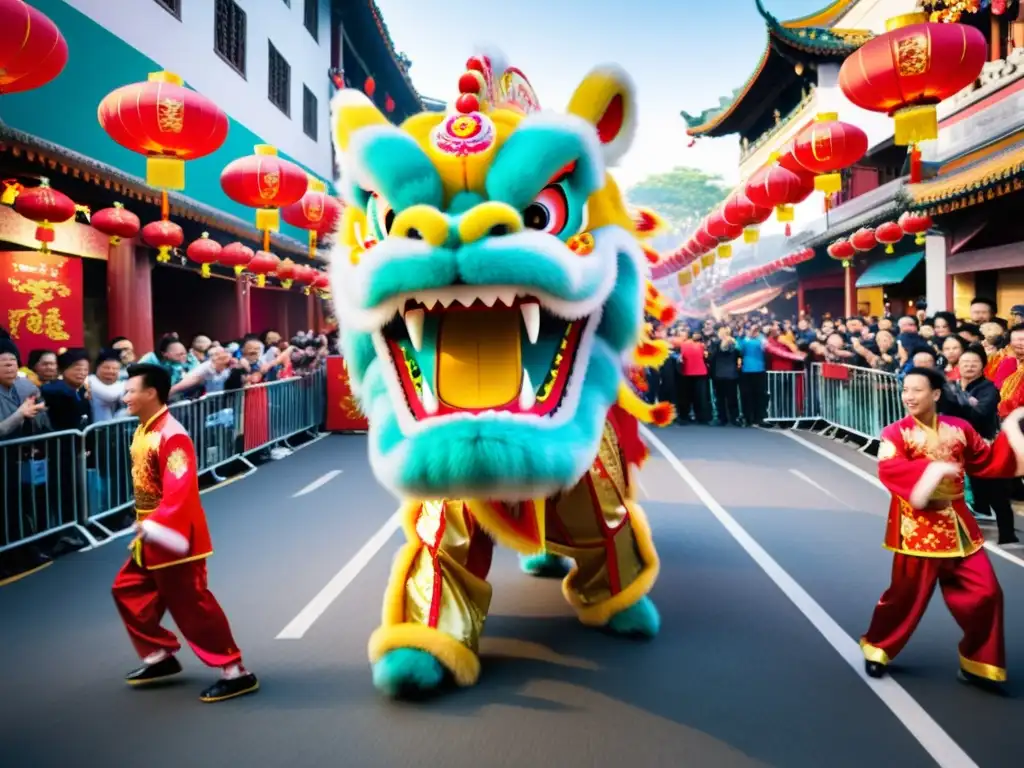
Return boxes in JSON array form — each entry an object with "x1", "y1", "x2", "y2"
[
  {"x1": 861, "y1": 366, "x2": 1024, "y2": 690},
  {"x1": 40, "y1": 348, "x2": 92, "y2": 433}
]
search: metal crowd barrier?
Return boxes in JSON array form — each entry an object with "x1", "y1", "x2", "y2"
[{"x1": 1, "y1": 369, "x2": 326, "y2": 554}]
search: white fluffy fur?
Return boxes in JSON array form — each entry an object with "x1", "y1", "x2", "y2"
[
  {"x1": 140, "y1": 519, "x2": 189, "y2": 555},
  {"x1": 908, "y1": 461, "x2": 958, "y2": 509},
  {"x1": 1001, "y1": 407, "x2": 1024, "y2": 476},
  {"x1": 513, "y1": 110, "x2": 606, "y2": 192},
  {"x1": 584, "y1": 65, "x2": 638, "y2": 168}
]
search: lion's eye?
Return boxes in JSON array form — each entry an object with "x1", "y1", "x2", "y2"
[
  {"x1": 523, "y1": 185, "x2": 568, "y2": 235},
  {"x1": 368, "y1": 193, "x2": 395, "y2": 237}
]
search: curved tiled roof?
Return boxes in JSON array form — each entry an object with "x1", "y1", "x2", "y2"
[
  {"x1": 909, "y1": 138, "x2": 1024, "y2": 214},
  {"x1": 682, "y1": 0, "x2": 870, "y2": 137}
]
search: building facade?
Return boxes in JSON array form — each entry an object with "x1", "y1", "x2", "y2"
[{"x1": 0, "y1": 0, "x2": 420, "y2": 357}]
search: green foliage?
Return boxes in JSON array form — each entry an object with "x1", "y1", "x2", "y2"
[{"x1": 626, "y1": 167, "x2": 729, "y2": 233}]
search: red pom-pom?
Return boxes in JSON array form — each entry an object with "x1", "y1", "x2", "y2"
[
  {"x1": 455, "y1": 93, "x2": 480, "y2": 114},
  {"x1": 650, "y1": 402, "x2": 675, "y2": 427},
  {"x1": 465, "y1": 56, "x2": 486, "y2": 73},
  {"x1": 458, "y1": 71, "x2": 481, "y2": 94}
]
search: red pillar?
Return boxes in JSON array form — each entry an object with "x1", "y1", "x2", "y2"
[
  {"x1": 844, "y1": 266, "x2": 856, "y2": 317},
  {"x1": 306, "y1": 292, "x2": 316, "y2": 332},
  {"x1": 797, "y1": 280, "x2": 806, "y2": 317},
  {"x1": 276, "y1": 292, "x2": 290, "y2": 338},
  {"x1": 235, "y1": 278, "x2": 251, "y2": 338},
  {"x1": 107, "y1": 240, "x2": 153, "y2": 354}
]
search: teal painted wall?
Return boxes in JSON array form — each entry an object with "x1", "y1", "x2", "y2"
[{"x1": 0, "y1": 0, "x2": 333, "y2": 245}]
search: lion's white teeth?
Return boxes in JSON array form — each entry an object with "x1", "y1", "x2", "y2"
[
  {"x1": 403, "y1": 308, "x2": 424, "y2": 351},
  {"x1": 520, "y1": 302, "x2": 540, "y2": 344},
  {"x1": 481, "y1": 293, "x2": 499, "y2": 307},
  {"x1": 518, "y1": 369, "x2": 535, "y2": 411},
  {"x1": 421, "y1": 374, "x2": 439, "y2": 414},
  {"x1": 496, "y1": 290, "x2": 517, "y2": 307}
]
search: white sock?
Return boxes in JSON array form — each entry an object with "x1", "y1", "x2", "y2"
[
  {"x1": 143, "y1": 650, "x2": 169, "y2": 666},
  {"x1": 221, "y1": 663, "x2": 244, "y2": 680}
]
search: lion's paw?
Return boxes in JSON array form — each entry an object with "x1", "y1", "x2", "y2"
[
  {"x1": 607, "y1": 596, "x2": 660, "y2": 638},
  {"x1": 372, "y1": 648, "x2": 446, "y2": 698},
  {"x1": 519, "y1": 552, "x2": 569, "y2": 578}
]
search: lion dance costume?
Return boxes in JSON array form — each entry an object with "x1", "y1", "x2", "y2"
[{"x1": 329, "y1": 50, "x2": 676, "y2": 697}]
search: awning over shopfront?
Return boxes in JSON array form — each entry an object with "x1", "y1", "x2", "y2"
[
  {"x1": 719, "y1": 285, "x2": 784, "y2": 315},
  {"x1": 855, "y1": 252, "x2": 924, "y2": 288}
]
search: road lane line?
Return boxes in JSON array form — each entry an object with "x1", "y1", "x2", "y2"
[
  {"x1": 635, "y1": 475, "x2": 651, "y2": 499},
  {"x1": 778, "y1": 430, "x2": 1024, "y2": 571},
  {"x1": 788, "y1": 468, "x2": 856, "y2": 508},
  {"x1": 276, "y1": 511, "x2": 401, "y2": 639},
  {"x1": 293, "y1": 469, "x2": 343, "y2": 497},
  {"x1": 641, "y1": 426, "x2": 980, "y2": 768}
]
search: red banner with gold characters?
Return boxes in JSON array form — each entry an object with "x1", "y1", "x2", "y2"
[
  {"x1": 0, "y1": 251, "x2": 83, "y2": 359},
  {"x1": 326, "y1": 355, "x2": 368, "y2": 432}
]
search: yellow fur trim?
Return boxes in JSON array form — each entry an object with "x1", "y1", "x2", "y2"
[
  {"x1": 617, "y1": 383, "x2": 675, "y2": 426},
  {"x1": 368, "y1": 623, "x2": 482, "y2": 687},
  {"x1": 586, "y1": 177, "x2": 633, "y2": 233},
  {"x1": 559, "y1": 501, "x2": 659, "y2": 626}
]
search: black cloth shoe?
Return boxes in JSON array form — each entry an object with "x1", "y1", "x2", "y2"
[
  {"x1": 125, "y1": 655, "x2": 182, "y2": 686},
  {"x1": 864, "y1": 660, "x2": 886, "y2": 678},
  {"x1": 958, "y1": 669, "x2": 1005, "y2": 694},
  {"x1": 199, "y1": 673, "x2": 259, "y2": 703}
]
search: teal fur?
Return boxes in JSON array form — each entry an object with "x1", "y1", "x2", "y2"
[
  {"x1": 372, "y1": 649, "x2": 446, "y2": 697},
  {"x1": 486, "y1": 125, "x2": 601, "y2": 211},
  {"x1": 597, "y1": 250, "x2": 644, "y2": 354},
  {"x1": 352, "y1": 132, "x2": 444, "y2": 214},
  {"x1": 519, "y1": 552, "x2": 569, "y2": 577},
  {"x1": 607, "y1": 596, "x2": 660, "y2": 638}
]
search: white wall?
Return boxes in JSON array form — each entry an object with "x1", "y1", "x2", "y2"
[
  {"x1": 834, "y1": 0, "x2": 919, "y2": 32},
  {"x1": 64, "y1": 0, "x2": 335, "y2": 178}
]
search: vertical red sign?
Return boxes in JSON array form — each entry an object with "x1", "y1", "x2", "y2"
[
  {"x1": 325, "y1": 355, "x2": 368, "y2": 432},
  {"x1": 0, "y1": 250, "x2": 84, "y2": 359}
]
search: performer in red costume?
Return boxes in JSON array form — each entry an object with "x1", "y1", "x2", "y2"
[
  {"x1": 112, "y1": 363, "x2": 259, "y2": 702},
  {"x1": 861, "y1": 365, "x2": 1024, "y2": 689}
]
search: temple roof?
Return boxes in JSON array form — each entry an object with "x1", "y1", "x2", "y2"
[
  {"x1": 908, "y1": 137, "x2": 1024, "y2": 215},
  {"x1": 682, "y1": 0, "x2": 871, "y2": 138}
]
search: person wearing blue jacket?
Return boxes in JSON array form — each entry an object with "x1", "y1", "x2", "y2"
[{"x1": 736, "y1": 325, "x2": 768, "y2": 427}]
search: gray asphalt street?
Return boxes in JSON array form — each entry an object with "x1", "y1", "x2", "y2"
[{"x1": 0, "y1": 426, "x2": 1020, "y2": 768}]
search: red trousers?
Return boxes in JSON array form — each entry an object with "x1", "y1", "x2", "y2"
[
  {"x1": 862, "y1": 548, "x2": 1005, "y2": 681},
  {"x1": 112, "y1": 557, "x2": 242, "y2": 669}
]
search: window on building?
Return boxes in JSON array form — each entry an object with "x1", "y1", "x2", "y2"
[
  {"x1": 304, "y1": 0, "x2": 319, "y2": 42},
  {"x1": 153, "y1": 0, "x2": 181, "y2": 18},
  {"x1": 214, "y1": 0, "x2": 247, "y2": 77},
  {"x1": 269, "y1": 42, "x2": 291, "y2": 116},
  {"x1": 303, "y1": 87, "x2": 318, "y2": 140}
]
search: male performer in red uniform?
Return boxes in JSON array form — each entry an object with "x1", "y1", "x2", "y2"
[
  {"x1": 112, "y1": 363, "x2": 258, "y2": 702},
  {"x1": 862, "y1": 365, "x2": 1024, "y2": 689}
]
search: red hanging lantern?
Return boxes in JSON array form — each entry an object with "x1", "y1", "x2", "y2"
[
  {"x1": 723, "y1": 192, "x2": 772, "y2": 244},
  {"x1": 275, "y1": 257, "x2": 297, "y2": 289},
  {"x1": 776, "y1": 140, "x2": 811, "y2": 179},
  {"x1": 799, "y1": 247, "x2": 815, "y2": 263},
  {"x1": 0, "y1": 0, "x2": 69, "y2": 95},
  {"x1": 874, "y1": 221, "x2": 904, "y2": 254},
  {"x1": 364, "y1": 76, "x2": 376, "y2": 97},
  {"x1": 827, "y1": 239, "x2": 856, "y2": 265},
  {"x1": 220, "y1": 145, "x2": 309, "y2": 232},
  {"x1": 313, "y1": 271, "x2": 331, "y2": 296},
  {"x1": 293, "y1": 264, "x2": 318, "y2": 295},
  {"x1": 219, "y1": 242, "x2": 254, "y2": 277},
  {"x1": 91, "y1": 202, "x2": 140, "y2": 245},
  {"x1": 13, "y1": 178, "x2": 76, "y2": 253},
  {"x1": 745, "y1": 164, "x2": 815, "y2": 233},
  {"x1": 280, "y1": 178, "x2": 344, "y2": 258},
  {"x1": 247, "y1": 250, "x2": 280, "y2": 287},
  {"x1": 384, "y1": 94, "x2": 395, "y2": 113},
  {"x1": 141, "y1": 219, "x2": 184, "y2": 262},
  {"x1": 838, "y1": 13, "x2": 986, "y2": 148},
  {"x1": 898, "y1": 211, "x2": 932, "y2": 245},
  {"x1": 791, "y1": 113, "x2": 868, "y2": 195},
  {"x1": 98, "y1": 71, "x2": 228, "y2": 190},
  {"x1": 186, "y1": 232, "x2": 222, "y2": 278},
  {"x1": 694, "y1": 225, "x2": 718, "y2": 252},
  {"x1": 850, "y1": 227, "x2": 878, "y2": 253}
]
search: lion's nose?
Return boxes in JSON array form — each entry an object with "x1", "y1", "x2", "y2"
[
  {"x1": 457, "y1": 202, "x2": 524, "y2": 245},
  {"x1": 390, "y1": 205, "x2": 450, "y2": 247}
]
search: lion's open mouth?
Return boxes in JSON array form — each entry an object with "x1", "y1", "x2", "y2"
[{"x1": 380, "y1": 287, "x2": 588, "y2": 422}]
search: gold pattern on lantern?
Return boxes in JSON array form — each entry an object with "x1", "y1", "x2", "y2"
[
  {"x1": 896, "y1": 36, "x2": 928, "y2": 77},
  {"x1": 157, "y1": 98, "x2": 184, "y2": 133}
]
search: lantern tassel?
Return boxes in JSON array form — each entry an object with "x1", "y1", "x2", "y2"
[
  {"x1": 157, "y1": 246, "x2": 172, "y2": 263},
  {"x1": 815, "y1": 173, "x2": 842, "y2": 195},
  {"x1": 35, "y1": 223, "x2": 56, "y2": 245},
  {"x1": 916, "y1": 234, "x2": 926, "y2": 245},
  {"x1": 201, "y1": 263, "x2": 211, "y2": 278},
  {"x1": 109, "y1": 236, "x2": 122, "y2": 245},
  {"x1": 894, "y1": 105, "x2": 938, "y2": 147},
  {"x1": 281, "y1": 279, "x2": 293, "y2": 290},
  {"x1": 256, "y1": 208, "x2": 280, "y2": 232},
  {"x1": 308, "y1": 231, "x2": 318, "y2": 259},
  {"x1": 234, "y1": 265, "x2": 245, "y2": 276},
  {"x1": 743, "y1": 227, "x2": 759, "y2": 244},
  {"x1": 885, "y1": 244, "x2": 895, "y2": 254},
  {"x1": 785, "y1": 222, "x2": 792, "y2": 237},
  {"x1": 776, "y1": 205, "x2": 794, "y2": 223},
  {"x1": 148, "y1": 158, "x2": 186, "y2": 191},
  {"x1": 257, "y1": 274, "x2": 267, "y2": 287},
  {"x1": 2, "y1": 180, "x2": 23, "y2": 205}
]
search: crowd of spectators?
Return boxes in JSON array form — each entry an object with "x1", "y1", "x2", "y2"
[
  {"x1": 645, "y1": 296, "x2": 1023, "y2": 551},
  {"x1": 0, "y1": 326, "x2": 337, "y2": 580}
]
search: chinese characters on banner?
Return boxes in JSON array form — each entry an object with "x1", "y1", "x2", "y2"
[
  {"x1": 0, "y1": 251, "x2": 83, "y2": 359},
  {"x1": 325, "y1": 355, "x2": 368, "y2": 432}
]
